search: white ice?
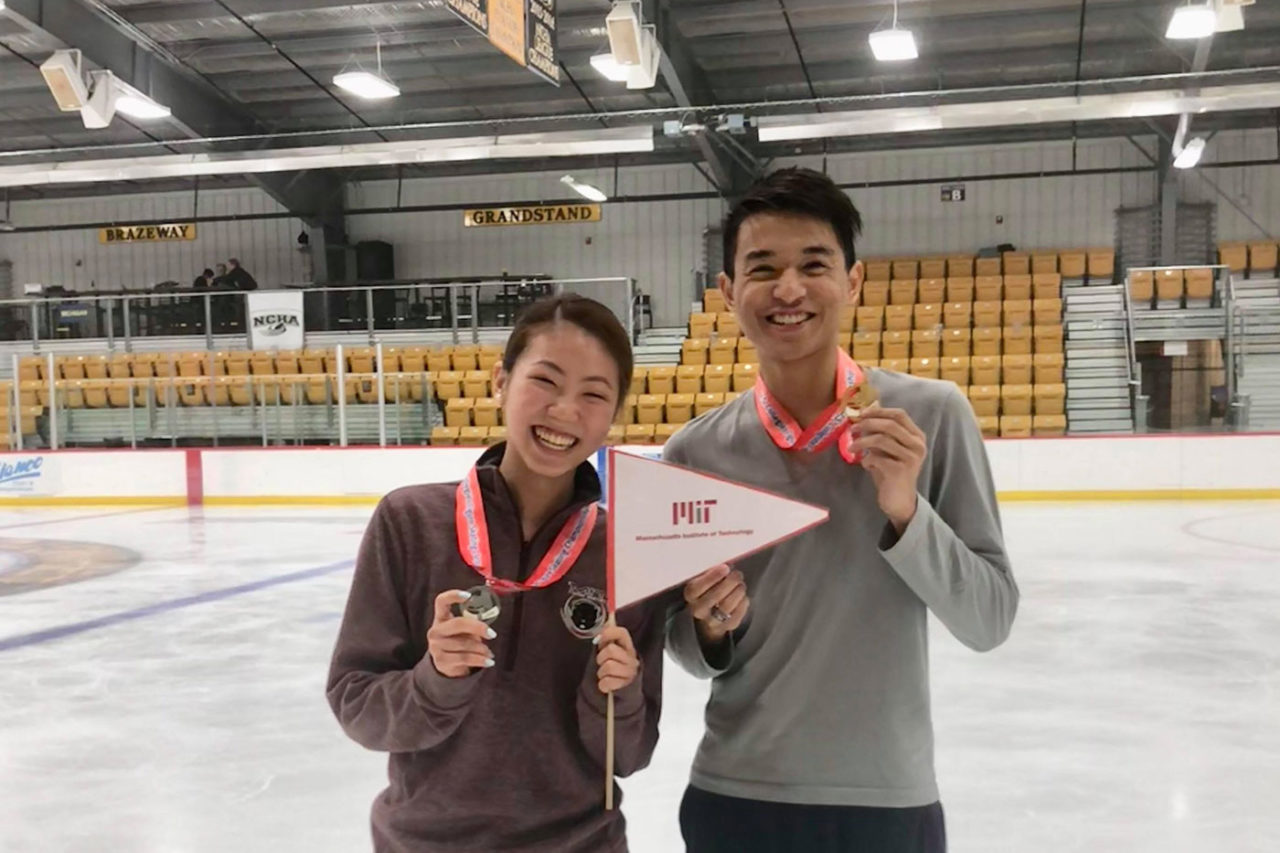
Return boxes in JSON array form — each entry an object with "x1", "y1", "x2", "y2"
[{"x1": 1, "y1": 501, "x2": 1278, "y2": 853}]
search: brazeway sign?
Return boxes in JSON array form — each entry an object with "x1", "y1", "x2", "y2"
[{"x1": 99, "y1": 223, "x2": 197, "y2": 244}]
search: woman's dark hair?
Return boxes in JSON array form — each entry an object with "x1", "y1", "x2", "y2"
[
  {"x1": 503, "y1": 293, "x2": 633, "y2": 410},
  {"x1": 722, "y1": 167, "x2": 864, "y2": 278}
]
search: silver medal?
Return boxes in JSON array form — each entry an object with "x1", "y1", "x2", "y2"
[
  {"x1": 561, "y1": 583, "x2": 607, "y2": 640},
  {"x1": 452, "y1": 585, "x2": 502, "y2": 625}
]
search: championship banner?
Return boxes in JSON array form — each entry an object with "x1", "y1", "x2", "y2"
[
  {"x1": 445, "y1": 0, "x2": 558, "y2": 85},
  {"x1": 99, "y1": 223, "x2": 196, "y2": 244},
  {"x1": 246, "y1": 291, "x2": 304, "y2": 351},
  {"x1": 464, "y1": 204, "x2": 600, "y2": 227},
  {"x1": 607, "y1": 450, "x2": 829, "y2": 610}
]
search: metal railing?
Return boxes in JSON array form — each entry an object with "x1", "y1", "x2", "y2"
[
  {"x1": 1119, "y1": 272, "x2": 1145, "y2": 431},
  {"x1": 2, "y1": 276, "x2": 638, "y2": 351}
]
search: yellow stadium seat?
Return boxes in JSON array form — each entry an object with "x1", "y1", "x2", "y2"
[
  {"x1": 605, "y1": 424, "x2": 625, "y2": 446},
  {"x1": 946, "y1": 278, "x2": 975, "y2": 303},
  {"x1": 636, "y1": 394, "x2": 664, "y2": 425},
  {"x1": 975, "y1": 276, "x2": 1003, "y2": 303},
  {"x1": 1249, "y1": 242, "x2": 1278, "y2": 275},
  {"x1": 1156, "y1": 269, "x2": 1184, "y2": 308},
  {"x1": 891, "y1": 260, "x2": 917, "y2": 280},
  {"x1": 1034, "y1": 325, "x2": 1064, "y2": 353},
  {"x1": 879, "y1": 358, "x2": 909, "y2": 374},
  {"x1": 1033, "y1": 353, "x2": 1065, "y2": 384},
  {"x1": 856, "y1": 306, "x2": 886, "y2": 332},
  {"x1": 918, "y1": 279, "x2": 946, "y2": 304},
  {"x1": 1033, "y1": 298, "x2": 1063, "y2": 325},
  {"x1": 968, "y1": 385, "x2": 999, "y2": 417},
  {"x1": 861, "y1": 281, "x2": 890, "y2": 307},
  {"x1": 1185, "y1": 268, "x2": 1214, "y2": 306},
  {"x1": 484, "y1": 426, "x2": 508, "y2": 446},
  {"x1": 1129, "y1": 270, "x2": 1153, "y2": 307},
  {"x1": 478, "y1": 345, "x2": 504, "y2": 371},
  {"x1": 666, "y1": 393, "x2": 694, "y2": 424},
  {"x1": 457, "y1": 426, "x2": 487, "y2": 447},
  {"x1": 103, "y1": 354, "x2": 132, "y2": 380},
  {"x1": 1003, "y1": 275, "x2": 1032, "y2": 301},
  {"x1": 703, "y1": 288, "x2": 727, "y2": 313},
  {"x1": 18, "y1": 356, "x2": 42, "y2": 382},
  {"x1": 1032, "y1": 253, "x2": 1058, "y2": 275},
  {"x1": 445, "y1": 397, "x2": 474, "y2": 427},
  {"x1": 940, "y1": 356, "x2": 970, "y2": 386},
  {"x1": 18, "y1": 380, "x2": 40, "y2": 408},
  {"x1": 462, "y1": 371, "x2": 489, "y2": 398},
  {"x1": 972, "y1": 327, "x2": 1002, "y2": 357},
  {"x1": 1004, "y1": 326, "x2": 1032, "y2": 356},
  {"x1": 1033, "y1": 273, "x2": 1062, "y2": 301},
  {"x1": 942, "y1": 328, "x2": 972, "y2": 358},
  {"x1": 654, "y1": 423, "x2": 681, "y2": 445},
  {"x1": 1088, "y1": 249, "x2": 1115, "y2": 281},
  {"x1": 1000, "y1": 415, "x2": 1032, "y2": 438},
  {"x1": 973, "y1": 301, "x2": 1002, "y2": 328},
  {"x1": 676, "y1": 365, "x2": 703, "y2": 394},
  {"x1": 975, "y1": 257, "x2": 1002, "y2": 277},
  {"x1": 619, "y1": 395, "x2": 637, "y2": 425},
  {"x1": 682, "y1": 338, "x2": 709, "y2": 367},
  {"x1": 648, "y1": 366, "x2": 676, "y2": 396},
  {"x1": 1059, "y1": 251, "x2": 1087, "y2": 280},
  {"x1": 303, "y1": 376, "x2": 331, "y2": 405},
  {"x1": 349, "y1": 347, "x2": 375, "y2": 374},
  {"x1": 1002, "y1": 252, "x2": 1030, "y2": 275},
  {"x1": 451, "y1": 346, "x2": 479, "y2": 371},
  {"x1": 630, "y1": 367, "x2": 648, "y2": 396},
  {"x1": 431, "y1": 426, "x2": 461, "y2": 446},
  {"x1": 1034, "y1": 383, "x2": 1067, "y2": 416},
  {"x1": 247, "y1": 351, "x2": 274, "y2": 375},
  {"x1": 689, "y1": 312, "x2": 716, "y2": 339},
  {"x1": 977, "y1": 416, "x2": 1000, "y2": 438},
  {"x1": 1001, "y1": 384, "x2": 1033, "y2": 416},
  {"x1": 885, "y1": 305, "x2": 913, "y2": 332},
  {"x1": 838, "y1": 305, "x2": 856, "y2": 334},
  {"x1": 1002, "y1": 355, "x2": 1033, "y2": 386},
  {"x1": 1217, "y1": 243, "x2": 1247, "y2": 273},
  {"x1": 175, "y1": 378, "x2": 207, "y2": 407},
  {"x1": 737, "y1": 338, "x2": 759, "y2": 364},
  {"x1": 890, "y1": 279, "x2": 918, "y2": 306},
  {"x1": 864, "y1": 261, "x2": 892, "y2": 282},
  {"x1": 81, "y1": 355, "x2": 109, "y2": 380},
  {"x1": 732, "y1": 363, "x2": 758, "y2": 392},
  {"x1": 852, "y1": 332, "x2": 881, "y2": 362},
  {"x1": 971, "y1": 355, "x2": 1001, "y2": 386},
  {"x1": 912, "y1": 329, "x2": 941, "y2": 358},
  {"x1": 625, "y1": 424, "x2": 656, "y2": 444},
  {"x1": 1033, "y1": 415, "x2": 1067, "y2": 436},
  {"x1": 1003, "y1": 299, "x2": 1032, "y2": 329},
  {"x1": 435, "y1": 371, "x2": 463, "y2": 400},
  {"x1": 426, "y1": 348, "x2": 453, "y2": 373},
  {"x1": 300, "y1": 349, "x2": 328, "y2": 374},
  {"x1": 942, "y1": 302, "x2": 972, "y2": 329},
  {"x1": 473, "y1": 398, "x2": 501, "y2": 427},
  {"x1": 400, "y1": 347, "x2": 427, "y2": 374},
  {"x1": 704, "y1": 364, "x2": 732, "y2": 394},
  {"x1": 695, "y1": 392, "x2": 725, "y2": 417},
  {"x1": 920, "y1": 259, "x2": 947, "y2": 279},
  {"x1": 910, "y1": 358, "x2": 939, "y2": 379},
  {"x1": 716, "y1": 313, "x2": 741, "y2": 338},
  {"x1": 948, "y1": 256, "x2": 974, "y2": 278},
  {"x1": 709, "y1": 338, "x2": 737, "y2": 365},
  {"x1": 882, "y1": 331, "x2": 911, "y2": 360},
  {"x1": 913, "y1": 303, "x2": 941, "y2": 330},
  {"x1": 78, "y1": 378, "x2": 108, "y2": 408}
]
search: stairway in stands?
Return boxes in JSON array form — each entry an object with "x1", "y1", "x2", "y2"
[
  {"x1": 1233, "y1": 276, "x2": 1280, "y2": 428},
  {"x1": 1063, "y1": 282, "x2": 1135, "y2": 433}
]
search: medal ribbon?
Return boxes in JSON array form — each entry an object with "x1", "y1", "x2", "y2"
[
  {"x1": 455, "y1": 466, "x2": 597, "y2": 593},
  {"x1": 753, "y1": 348, "x2": 866, "y2": 464}
]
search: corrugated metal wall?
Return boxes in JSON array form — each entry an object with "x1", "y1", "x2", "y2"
[
  {"x1": 345, "y1": 163, "x2": 724, "y2": 327},
  {"x1": 0, "y1": 188, "x2": 309, "y2": 297},
  {"x1": 1181, "y1": 128, "x2": 1280, "y2": 243}
]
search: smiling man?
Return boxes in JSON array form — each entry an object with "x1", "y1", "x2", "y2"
[{"x1": 662, "y1": 167, "x2": 1020, "y2": 853}]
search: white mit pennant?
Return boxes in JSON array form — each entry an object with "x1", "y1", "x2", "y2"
[{"x1": 607, "y1": 449, "x2": 829, "y2": 610}]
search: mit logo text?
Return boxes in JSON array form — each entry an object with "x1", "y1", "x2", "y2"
[{"x1": 672, "y1": 499, "x2": 717, "y2": 526}]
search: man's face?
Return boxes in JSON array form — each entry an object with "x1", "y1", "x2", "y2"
[{"x1": 720, "y1": 212, "x2": 862, "y2": 368}]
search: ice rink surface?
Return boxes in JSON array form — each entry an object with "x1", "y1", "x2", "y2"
[{"x1": 1, "y1": 500, "x2": 1278, "y2": 853}]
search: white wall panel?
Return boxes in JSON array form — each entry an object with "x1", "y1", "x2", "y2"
[
  {"x1": 0, "y1": 188, "x2": 309, "y2": 296},
  {"x1": 1181, "y1": 128, "x2": 1280, "y2": 243}
]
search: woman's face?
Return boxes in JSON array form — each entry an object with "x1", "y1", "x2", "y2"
[{"x1": 494, "y1": 322, "x2": 621, "y2": 480}]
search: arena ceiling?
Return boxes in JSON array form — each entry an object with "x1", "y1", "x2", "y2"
[{"x1": 1, "y1": 0, "x2": 1278, "y2": 205}]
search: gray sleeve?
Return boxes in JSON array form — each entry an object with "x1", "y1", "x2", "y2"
[
  {"x1": 660, "y1": 436, "x2": 737, "y2": 678},
  {"x1": 879, "y1": 387, "x2": 1019, "y2": 652}
]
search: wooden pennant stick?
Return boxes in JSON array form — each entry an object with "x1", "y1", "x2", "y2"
[{"x1": 604, "y1": 611, "x2": 617, "y2": 811}]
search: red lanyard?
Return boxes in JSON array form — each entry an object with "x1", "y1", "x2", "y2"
[
  {"x1": 754, "y1": 348, "x2": 866, "y2": 464},
  {"x1": 454, "y1": 467, "x2": 598, "y2": 593}
]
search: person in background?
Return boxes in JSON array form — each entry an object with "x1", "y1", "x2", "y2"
[
  {"x1": 211, "y1": 263, "x2": 229, "y2": 289},
  {"x1": 663, "y1": 167, "x2": 1020, "y2": 853},
  {"x1": 192, "y1": 268, "x2": 214, "y2": 290},
  {"x1": 224, "y1": 257, "x2": 258, "y2": 291},
  {"x1": 327, "y1": 293, "x2": 741, "y2": 853}
]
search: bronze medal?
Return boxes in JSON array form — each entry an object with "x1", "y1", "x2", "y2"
[{"x1": 561, "y1": 583, "x2": 607, "y2": 639}]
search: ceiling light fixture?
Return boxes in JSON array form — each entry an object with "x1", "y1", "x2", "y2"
[
  {"x1": 79, "y1": 71, "x2": 171, "y2": 128},
  {"x1": 1173, "y1": 136, "x2": 1207, "y2": 168},
  {"x1": 869, "y1": 0, "x2": 918, "y2": 61},
  {"x1": 590, "y1": 52, "x2": 630, "y2": 82},
  {"x1": 333, "y1": 42, "x2": 400, "y2": 100},
  {"x1": 1166, "y1": 2, "x2": 1218, "y2": 39},
  {"x1": 606, "y1": 1, "x2": 645, "y2": 65},
  {"x1": 560, "y1": 175, "x2": 608, "y2": 202},
  {"x1": 39, "y1": 50, "x2": 90, "y2": 112}
]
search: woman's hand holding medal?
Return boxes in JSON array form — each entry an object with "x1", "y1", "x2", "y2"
[
  {"x1": 593, "y1": 625, "x2": 641, "y2": 694},
  {"x1": 685, "y1": 564, "x2": 749, "y2": 645},
  {"x1": 429, "y1": 590, "x2": 498, "y2": 678}
]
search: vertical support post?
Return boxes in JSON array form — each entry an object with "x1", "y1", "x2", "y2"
[
  {"x1": 46, "y1": 351, "x2": 58, "y2": 450},
  {"x1": 336, "y1": 343, "x2": 348, "y2": 447},
  {"x1": 30, "y1": 303, "x2": 40, "y2": 351},
  {"x1": 10, "y1": 354, "x2": 22, "y2": 451},
  {"x1": 366, "y1": 288, "x2": 376, "y2": 343},
  {"x1": 128, "y1": 376, "x2": 138, "y2": 449},
  {"x1": 1158, "y1": 133, "x2": 1178, "y2": 265},
  {"x1": 208, "y1": 352, "x2": 219, "y2": 448},
  {"x1": 449, "y1": 287, "x2": 461, "y2": 345},
  {"x1": 106, "y1": 299, "x2": 115, "y2": 351},
  {"x1": 626, "y1": 278, "x2": 636, "y2": 343},
  {"x1": 376, "y1": 341, "x2": 387, "y2": 448},
  {"x1": 204, "y1": 294, "x2": 214, "y2": 350},
  {"x1": 122, "y1": 298, "x2": 133, "y2": 352},
  {"x1": 470, "y1": 285, "x2": 480, "y2": 344}
]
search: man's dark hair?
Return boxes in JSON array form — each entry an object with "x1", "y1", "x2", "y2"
[
  {"x1": 722, "y1": 167, "x2": 863, "y2": 278},
  {"x1": 503, "y1": 293, "x2": 633, "y2": 413},
  {"x1": 202, "y1": 268, "x2": 214, "y2": 278}
]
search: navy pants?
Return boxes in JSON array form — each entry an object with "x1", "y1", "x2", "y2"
[{"x1": 680, "y1": 786, "x2": 947, "y2": 853}]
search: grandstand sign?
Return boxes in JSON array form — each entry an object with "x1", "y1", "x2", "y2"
[
  {"x1": 463, "y1": 204, "x2": 601, "y2": 227},
  {"x1": 99, "y1": 223, "x2": 196, "y2": 244},
  {"x1": 444, "y1": 0, "x2": 559, "y2": 85}
]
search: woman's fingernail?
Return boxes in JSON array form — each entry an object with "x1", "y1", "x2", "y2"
[
  {"x1": 483, "y1": 658, "x2": 495, "y2": 668},
  {"x1": 592, "y1": 635, "x2": 602, "y2": 646},
  {"x1": 485, "y1": 628, "x2": 497, "y2": 640},
  {"x1": 458, "y1": 590, "x2": 473, "y2": 600}
]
